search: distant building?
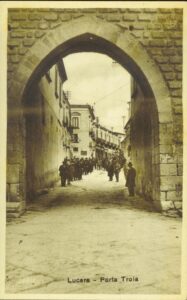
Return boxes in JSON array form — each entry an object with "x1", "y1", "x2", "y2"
[
  {"x1": 70, "y1": 104, "x2": 95, "y2": 158},
  {"x1": 92, "y1": 121, "x2": 121, "y2": 160}
]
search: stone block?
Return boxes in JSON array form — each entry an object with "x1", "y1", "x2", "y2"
[
  {"x1": 170, "y1": 31, "x2": 182, "y2": 39},
  {"x1": 160, "y1": 191, "x2": 167, "y2": 201},
  {"x1": 154, "y1": 55, "x2": 169, "y2": 64},
  {"x1": 122, "y1": 14, "x2": 137, "y2": 21},
  {"x1": 175, "y1": 40, "x2": 182, "y2": 47},
  {"x1": 138, "y1": 14, "x2": 152, "y2": 21},
  {"x1": 23, "y1": 38, "x2": 35, "y2": 47},
  {"x1": 8, "y1": 47, "x2": 17, "y2": 55},
  {"x1": 19, "y1": 47, "x2": 28, "y2": 55},
  {"x1": 163, "y1": 72, "x2": 176, "y2": 80},
  {"x1": 177, "y1": 164, "x2": 183, "y2": 176},
  {"x1": 29, "y1": 13, "x2": 42, "y2": 20},
  {"x1": 6, "y1": 202, "x2": 20, "y2": 211},
  {"x1": 159, "y1": 64, "x2": 174, "y2": 72},
  {"x1": 148, "y1": 48, "x2": 162, "y2": 55},
  {"x1": 59, "y1": 14, "x2": 71, "y2": 21},
  {"x1": 173, "y1": 201, "x2": 182, "y2": 210},
  {"x1": 7, "y1": 164, "x2": 20, "y2": 184},
  {"x1": 151, "y1": 31, "x2": 167, "y2": 39},
  {"x1": 158, "y1": 9, "x2": 172, "y2": 13},
  {"x1": 9, "y1": 22, "x2": 20, "y2": 29},
  {"x1": 7, "y1": 150, "x2": 21, "y2": 164},
  {"x1": 160, "y1": 176, "x2": 181, "y2": 191},
  {"x1": 167, "y1": 190, "x2": 181, "y2": 201},
  {"x1": 8, "y1": 39, "x2": 20, "y2": 47},
  {"x1": 38, "y1": 22, "x2": 48, "y2": 29},
  {"x1": 175, "y1": 64, "x2": 182, "y2": 72},
  {"x1": 11, "y1": 13, "x2": 27, "y2": 21},
  {"x1": 127, "y1": 8, "x2": 142, "y2": 13},
  {"x1": 21, "y1": 21, "x2": 38, "y2": 29},
  {"x1": 168, "y1": 80, "x2": 182, "y2": 89},
  {"x1": 27, "y1": 32, "x2": 34, "y2": 38},
  {"x1": 160, "y1": 154, "x2": 174, "y2": 164},
  {"x1": 170, "y1": 55, "x2": 182, "y2": 64},
  {"x1": 9, "y1": 184, "x2": 19, "y2": 202},
  {"x1": 163, "y1": 21, "x2": 178, "y2": 30},
  {"x1": 107, "y1": 14, "x2": 121, "y2": 22},
  {"x1": 177, "y1": 73, "x2": 182, "y2": 80},
  {"x1": 173, "y1": 106, "x2": 182, "y2": 115},
  {"x1": 147, "y1": 22, "x2": 162, "y2": 30},
  {"x1": 35, "y1": 30, "x2": 45, "y2": 38},
  {"x1": 162, "y1": 48, "x2": 177, "y2": 56},
  {"x1": 143, "y1": 8, "x2": 157, "y2": 13},
  {"x1": 159, "y1": 144, "x2": 173, "y2": 154},
  {"x1": 131, "y1": 31, "x2": 142, "y2": 39},
  {"x1": 160, "y1": 163, "x2": 177, "y2": 176},
  {"x1": 170, "y1": 89, "x2": 182, "y2": 97},
  {"x1": 44, "y1": 13, "x2": 58, "y2": 21},
  {"x1": 160, "y1": 200, "x2": 175, "y2": 211},
  {"x1": 10, "y1": 31, "x2": 25, "y2": 38},
  {"x1": 10, "y1": 55, "x2": 20, "y2": 63}
]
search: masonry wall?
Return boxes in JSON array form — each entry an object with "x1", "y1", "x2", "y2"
[
  {"x1": 130, "y1": 81, "x2": 156, "y2": 201},
  {"x1": 25, "y1": 66, "x2": 65, "y2": 200},
  {"x1": 7, "y1": 8, "x2": 183, "y2": 215}
]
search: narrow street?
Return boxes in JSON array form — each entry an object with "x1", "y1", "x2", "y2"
[{"x1": 6, "y1": 170, "x2": 181, "y2": 295}]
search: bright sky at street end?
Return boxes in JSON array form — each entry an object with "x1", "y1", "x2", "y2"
[{"x1": 63, "y1": 53, "x2": 131, "y2": 133}]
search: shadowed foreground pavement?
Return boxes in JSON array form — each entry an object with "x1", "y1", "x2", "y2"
[{"x1": 6, "y1": 170, "x2": 181, "y2": 295}]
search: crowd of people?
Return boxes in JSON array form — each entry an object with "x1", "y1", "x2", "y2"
[
  {"x1": 59, "y1": 157, "x2": 96, "y2": 187},
  {"x1": 59, "y1": 154, "x2": 136, "y2": 197}
]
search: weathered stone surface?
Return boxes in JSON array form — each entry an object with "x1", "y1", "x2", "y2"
[
  {"x1": 160, "y1": 175, "x2": 182, "y2": 191},
  {"x1": 7, "y1": 164, "x2": 20, "y2": 184},
  {"x1": 6, "y1": 8, "x2": 183, "y2": 214},
  {"x1": 160, "y1": 164, "x2": 177, "y2": 176},
  {"x1": 9, "y1": 184, "x2": 20, "y2": 202}
]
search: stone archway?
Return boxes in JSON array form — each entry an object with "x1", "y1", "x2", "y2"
[{"x1": 7, "y1": 16, "x2": 175, "y2": 214}]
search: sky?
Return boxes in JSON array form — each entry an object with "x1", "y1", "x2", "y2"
[{"x1": 63, "y1": 53, "x2": 131, "y2": 133}]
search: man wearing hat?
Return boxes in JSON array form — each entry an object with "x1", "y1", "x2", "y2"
[{"x1": 126, "y1": 162, "x2": 136, "y2": 196}]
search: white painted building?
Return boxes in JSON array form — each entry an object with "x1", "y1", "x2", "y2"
[{"x1": 70, "y1": 105, "x2": 95, "y2": 158}]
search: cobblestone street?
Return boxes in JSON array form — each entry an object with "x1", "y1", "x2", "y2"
[{"x1": 6, "y1": 170, "x2": 181, "y2": 295}]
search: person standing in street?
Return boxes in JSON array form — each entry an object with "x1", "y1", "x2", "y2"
[
  {"x1": 59, "y1": 161, "x2": 68, "y2": 187},
  {"x1": 107, "y1": 159, "x2": 114, "y2": 181},
  {"x1": 113, "y1": 158, "x2": 121, "y2": 182},
  {"x1": 126, "y1": 162, "x2": 136, "y2": 196}
]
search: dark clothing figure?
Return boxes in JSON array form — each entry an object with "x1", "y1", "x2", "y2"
[
  {"x1": 126, "y1": 163, "x2": 136, "y2": 196},
  {"x1": 107, "y1": 161, "x2": 114, "y2": 181},
  {"x1": 113, "y1": 160, "x2": 121, "y2": 182},
  {"x1": 59, "y1": 163, "x2": 68, "y2": 187}
]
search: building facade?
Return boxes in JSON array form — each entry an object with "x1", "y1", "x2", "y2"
[
  {"x1": 25, "y1": 60, "x2": 71, "y2": 200},
  {"x1": 92, "y1": 121, "x2": 121, "y2": 160},
  {"x1": 70, "y1": 105, "x2": 95, "y2": 158}
]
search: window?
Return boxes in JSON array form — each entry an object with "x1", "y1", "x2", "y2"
[
  {"x1": 81, "y1": 151, "x2": 87, "y2": 156},
  {"x1": 72, "y1": 116, "x2": 79, "y2": 128},
  {"x1": 72, "y1": 134, "x2": 78, "y2": 143},
  {"x1": 73, "y1": 147, "x2": 79, "y2": 152}
]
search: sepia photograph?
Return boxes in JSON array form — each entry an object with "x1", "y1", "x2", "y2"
[{"x1": 0, "y1": 1, "x2": 187, "y2": 299}]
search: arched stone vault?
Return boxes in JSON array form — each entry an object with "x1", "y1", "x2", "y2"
[{"x1": 7, "y1": 13, "x2": 182, "y2": 214}]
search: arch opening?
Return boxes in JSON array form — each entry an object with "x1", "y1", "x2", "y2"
[{"x1": 22, "y1": 33, "x2": 160, "y2": 208}]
